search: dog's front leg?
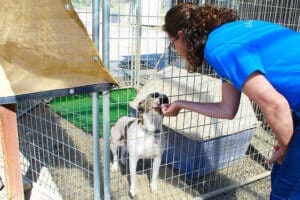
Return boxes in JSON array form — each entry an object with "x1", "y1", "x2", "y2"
[
  {"x1": 150, "y1": 155, "x2": 161, "y2": 193},
  {"x1": 110, "y1": 141, "x2": 119, "y2": 173},
  {"x1": 120, "y1": 145, "x2": 127, "y2": 165},
  {"x1": 129, "y1": 156, "x2": 138, "y2": 197}
]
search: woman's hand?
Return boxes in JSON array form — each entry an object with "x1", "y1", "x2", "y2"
[
  {"x1": 268, "y1": 145, "x2": 287, "y2": 165},
  {"x1": 161, "y1": 100, "x2": 182, "y2": 116}
]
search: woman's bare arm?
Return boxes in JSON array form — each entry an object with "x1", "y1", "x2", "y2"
[
  {"x1": 242, "y1": 72, "x2": 293, "y2": 163},
  {"x1": 162, "y1": 82, "x2": 241, "y2": 119}
]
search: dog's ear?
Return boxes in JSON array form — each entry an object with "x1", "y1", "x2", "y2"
[
  {"x1": 137, "y1": 101, "x2": 144, "y2": 124},
  {"x1": 137, "y1": 101, "x2": 144, "y2": 113}
]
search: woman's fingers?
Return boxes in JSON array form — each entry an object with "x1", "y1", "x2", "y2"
[
  {"x1": 268, "y1": 145, "x2": 284, "y2": 165},
  {"x1": 161, "y1": 104, "x2": 169, "y2": 114},
  {"x1": 161, "y1": 103, "x2": 180, "y2": 116}
]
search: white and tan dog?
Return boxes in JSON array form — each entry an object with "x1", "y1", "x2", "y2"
[{"x1": 110, "y1": 92, "x2": 169, "y2": 197}]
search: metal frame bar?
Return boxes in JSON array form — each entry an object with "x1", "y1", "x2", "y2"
[
  {"x1": 92, "y1": 0, "x2": 101, "y2": 199},
  {"x1": 0, "y1": 83, "x2": 113, "y2": 105},
  {"x1": 102, "y1": 0, "x2": 111, "y2": 199},
  {"x1": 134, "y1": 0, "x2": 142, "y2": 88}
]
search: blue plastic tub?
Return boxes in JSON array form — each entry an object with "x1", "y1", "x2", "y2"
[{"x1": 162, "y1": 127, "x2": 255, "y2": 180}]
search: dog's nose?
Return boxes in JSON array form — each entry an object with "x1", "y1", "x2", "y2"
[{"x1": 159, "y1": 94, "x2": 169, "y2": 105}]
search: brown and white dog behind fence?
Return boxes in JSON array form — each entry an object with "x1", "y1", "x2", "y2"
[{"x1": 110, "y1": 92, "x2": 169, "y2": 197}]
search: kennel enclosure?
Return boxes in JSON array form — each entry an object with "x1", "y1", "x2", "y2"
[{"x1": 0, "y1": 0, "x2": 299, "y2": 199}]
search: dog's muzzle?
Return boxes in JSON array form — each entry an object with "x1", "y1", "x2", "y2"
[
  {"x1": 152, "y1": 105, "x2": 162, "y2": 114},
  {"x1": 148, "y1": 92, "x2": 169, "y2": 115}
]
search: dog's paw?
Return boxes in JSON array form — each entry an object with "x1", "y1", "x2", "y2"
[
  {"x1": 150, "y1": 182, "x2": 158, "y2": 193},
  {"x1": 129, "y1": 188, "x2": 137, "y2": 198},
  {"x1": 111, "y1": 162, "x2": 119, "y2": 173}
]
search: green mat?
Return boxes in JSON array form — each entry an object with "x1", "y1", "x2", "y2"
[{"x1": 50, "y1": 88, "x2": 137, "y2": 137}]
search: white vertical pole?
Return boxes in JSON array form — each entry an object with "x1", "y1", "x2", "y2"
[
  {"x1": 134, "y1": 0, "x2": 142, "y2": 89},
  {"x1": 92, "y1": 0, "x2": 101, "y2": 199},
  {"x1": 102, "y1": 0, "x2": 111, "y2": 199}
]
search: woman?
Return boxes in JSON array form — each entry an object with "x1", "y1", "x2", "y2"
[{"x1": 162, "y1": 3, "x2": 300, "y2": 199}]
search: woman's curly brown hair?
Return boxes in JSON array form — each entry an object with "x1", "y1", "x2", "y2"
[{"x1": 163, "y1": 3, "x2": 239, "y2": 72}]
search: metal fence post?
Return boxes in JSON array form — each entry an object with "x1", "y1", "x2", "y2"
[
  {"x1": 134, "y1": 0, "x2": 142, "y2": 88},
  {"x1": 92, "y1": 0, "x2": 101, "y2": 200},
  {"x1": 102, "y1": 0, "x2": 111, "y2": 199}
]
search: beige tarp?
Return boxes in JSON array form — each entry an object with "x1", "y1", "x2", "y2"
[{"x1": 0, "y1": 0, "x2": 118, "y2": 102}]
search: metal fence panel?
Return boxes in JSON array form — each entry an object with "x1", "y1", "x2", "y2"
[{"x1": 0, "y1": 0, "x2": 298, "y2": 199}]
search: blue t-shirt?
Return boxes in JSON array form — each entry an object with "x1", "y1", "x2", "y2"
[{"x1": 204, "y1": 20, "x2": 300, "y2": 110}]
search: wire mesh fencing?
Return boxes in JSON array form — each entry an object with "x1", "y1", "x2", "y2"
[
  {"x1": 103, "y1": 0, "x2": 298, "y2": 199},
  {"x1": 0, "y1": 0, "x2": 299, "y2": 199},
  {"x1": 17, "y1": 96, "x2": 96, "y2": 200}
]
